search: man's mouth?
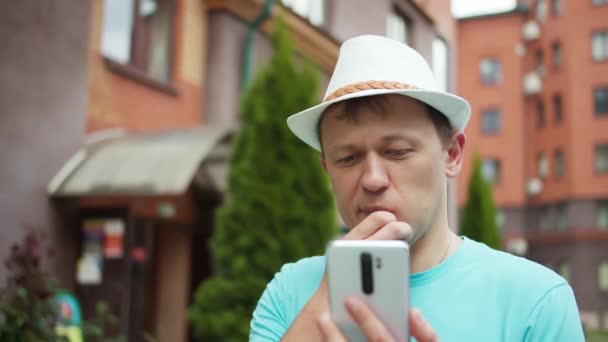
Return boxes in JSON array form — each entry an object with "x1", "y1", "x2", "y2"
[{"x1": 358, "y1": 206, "x2": 396, "y2": 217}]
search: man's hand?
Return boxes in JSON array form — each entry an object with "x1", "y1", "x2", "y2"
[
  {"x1": 317, "y1": 297, "x2": 438, "y2": 342},
  {"x1": 344, "y1": 211, "x2": 412, "y2": 241},
  {"x1": 280, "y1": 212, "x2": 412, "y2": 341}
]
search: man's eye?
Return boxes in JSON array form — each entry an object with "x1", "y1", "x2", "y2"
[
  {"x1": 385, "y1": 149, "x2": 410, "y2": 159},
  {"x1": 337, "y1": 154, "x2": 360, "y2": 165}
]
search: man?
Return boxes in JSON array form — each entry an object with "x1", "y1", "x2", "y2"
[{"x1": 249, "y1": 35, "x2": 584, "y2": 341}]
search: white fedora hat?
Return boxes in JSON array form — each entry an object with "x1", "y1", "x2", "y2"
[{"x1": 286, "y1": 35, "x2": 471, "y2": 151}]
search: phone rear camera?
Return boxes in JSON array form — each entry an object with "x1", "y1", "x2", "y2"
[{"x1": 360, "y1": 252, "x2": 374, "y2": 294}]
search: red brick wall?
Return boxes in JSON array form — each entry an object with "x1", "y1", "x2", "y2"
[
  {"x1": 86, "y1": 0, "x2": 206, "y2": 134},
  {"x1": 457, "y1": 13, "x2": 527, "y2": 208}
]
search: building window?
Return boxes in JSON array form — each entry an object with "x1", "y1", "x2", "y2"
[
  {"x1": 282, "y1": 0, "x2": 325, "y2": 26},
  {"x1": 556, "y1": 203, "x2": 568, "y2": 231},
  {"x1": 536, "y1": 49, "x2": 545, "y2": 76},
  {"x1": 101, "y1": 0, "x2": 175, "y2": 83},
  {"x1": 386, "y1": 10, "x2": 411, "y2": 45},
  {"x1": 597, "y1": 200, "x2": 608, "y2": 230},
  {"x1": 537, "y1": 100, "x2": 545, "y2": 128},
  {"x1": 554, "y1": 94, "x2": 563, "y2": 123},
  {"x1": 536, "y1": 0, "x2": 547, "y2": 22},
  {"x1": 551, "y1": 0, "x2": 562, "y2": 16},
  {"x1": 559, "y1": 261, "x2": 571, "y2": 282},
  {"x1": 599, "y1": 261, "x2": 608, "y2": 291},
  {"x1": 482, "y1": 159, "x2": 501, "y2": 185},
  {"x1": 538, "y1": 152, "x2": 549, "y2": 179},
  {"x1": 592, "y1": 31, "x2": 608, "y2": 62},
  {"x1": 597, "y1": 144, "x2": 608, "y2": 174},
  {"x1": 101, "y1": 0, "x2": 135, "y2": 64},
  {"x1": 432, "y1": 37, "x2": 448, "y2": 92},
  {"x1": 552, "y1": 42, "x2": 562, "y2": 69},
  {"x1": 480, "y1": 58, "x2": 501, "y2": 85},
  {"x1": 481, "y1": 109, "x2": 501, "y2": 134},
  {"x1": 539, "y1": 206, "x2": 551, "y2": 231},
  {"x1": 554, "y1": 149, "x2": 564, "y2": 178},
  {"x1": 595, "y1": 87, "x2": 608, "y2": 115}
]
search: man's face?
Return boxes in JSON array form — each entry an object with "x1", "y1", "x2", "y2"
[{"x1": 320, "y1": 95, "x2": 461, "y2": 242}]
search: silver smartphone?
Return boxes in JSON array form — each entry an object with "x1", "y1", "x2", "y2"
[{"x1": 326, "y1": 240, "x2": 409, "y2": 341}]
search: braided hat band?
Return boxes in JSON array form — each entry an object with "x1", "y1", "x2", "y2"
[{"x1": 323, "y1": 81, "x2": 419, "y2": 103}]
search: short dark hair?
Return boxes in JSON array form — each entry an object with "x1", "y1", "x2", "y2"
[{"x1": 317, "y1": 95, "x2": 454, "y2": 152}]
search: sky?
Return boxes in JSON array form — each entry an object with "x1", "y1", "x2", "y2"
[{"x1": 451, "y1": 0, "x2": 517, "y2": 18}]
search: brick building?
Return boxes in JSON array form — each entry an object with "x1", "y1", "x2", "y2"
[{"x1": 458, "y1": 0, "x2": 608, "y2": 330}]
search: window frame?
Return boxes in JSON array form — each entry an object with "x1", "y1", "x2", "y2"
[
  {"x1": 558, "y1": 260, "x2": 571, "y2": 282},
  {"x1": 556, "y1": 202, "x2": 568, "y2": 231},
  {"x1": 552, "y1": 41, "x2": 562, "y2": 70},
  {"x1": 551, "y1": 0, "x2": 562, "y2": 16},
  {"x1": 554, "y1": 148, "x2": 565, "y2": 178},
  {"x1": 479, "y1": 57, "x2": 502, "y2": 86},
  {"x1": 592, "y1": 30, "x2": 608, "y2": 62},
  {"x1": 386, "y1": 7, "x2": 412, "y2": 45},
  {"x1": 481, "y1": 108, "x2": 501, "y2": 135},
  {"x1": 536, "y1": 0, "x2": 547, "y2": 23},
  {"x1": 101, "y1": 0, "x2": 177, "y2": 93},
  {"x1": 594, "y1": 86, "x2": 608, "y2": 116},
  {"x1": 432, "y1": 35, "x2": 449, "y2": 92},
  {"x1": 598, "y1": 260, "x2": 608, "y2": 291},
  {"x1": 596, "y1": 144, "x2": 608, "y2": 174},
  {"x1": 282, "y1": 0, "x2": 327, "y2": 27},
  {"x1": 553, "y1": 94, "x2": 563, "y2": 123},
  {"x1": 596, "y1": 200, "x2": 608, "y2": 230},
  {"x1": 481, "y1": 158, "x2": 501, "y2": 185},
  {"x1": 538, "y1": 206, "x2": 552, "y2": 232},
  {"x1": 537, "y1": 100, "x2": 546, "y2": 129},
  {"x1": 536, "y1": 48, "x2": 545, "y2": 76},
  {"x1": 538, "y1": 152, "x2": 549, "y2": 179}
]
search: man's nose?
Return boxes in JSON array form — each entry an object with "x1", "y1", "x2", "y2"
[{"x1": 360, "y1": 153, "x2": 389, "y2": 193}]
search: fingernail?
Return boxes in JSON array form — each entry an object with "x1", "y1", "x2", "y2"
[
  {"x1": 319, "y1": 313, "x2": 330, "y2": 322},
  {"x1": 345, "y1": 296, "x2": 362, "y2": 310},
  {"x1": 318, "y1": 313, "x2": 332, "y2": 329},
  {"x1": 411, "y1": 308, "x2": 422, "y2": 321}
]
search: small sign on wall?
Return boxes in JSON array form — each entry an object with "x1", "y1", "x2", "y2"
[{"x1": 76, "y1": 218, "x2": 126, "y2": 285}]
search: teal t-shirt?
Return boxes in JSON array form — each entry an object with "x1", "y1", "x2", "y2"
[{"x1": 249, "y1": 237, "x2": 584, "y2": 341}]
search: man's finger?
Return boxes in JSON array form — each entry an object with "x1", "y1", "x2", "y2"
[
  {"x1": 345, "y1": 297, "x2": 395, "y2": 341},
  {"x1": 317, "y1": 313, "x2": 347, "y2": 342},
  {"x1": 368, "y1": 221, "x2": 412, "y2": 241},
  {"x1": 344, "y1": 211, "x2": 396, "y2": 240},
  {"x1": 409, "y1": 308, "x2": 439, "y2": 342}
]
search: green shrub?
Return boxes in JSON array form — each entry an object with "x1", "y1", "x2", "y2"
[
  {"x1": 188, "y1": 20, "x2": 336, "y2": 341},
  {"x1": 460, "y1": 156, "x2": 501, "y2": 249}
]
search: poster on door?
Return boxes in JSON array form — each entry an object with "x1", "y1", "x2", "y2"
[
  {"x1": 103, "y1": 219, "x2": 124, "y2": 259},
  {"x1": 76, "y1": 219, "x2": 104, "y2": 285}
]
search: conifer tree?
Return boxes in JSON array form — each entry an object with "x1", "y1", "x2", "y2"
[
  {"x1": 460, "y1": 156, "x2": 501, "y2": 249},
  {"x1": 189, "y1": 21, "x2": 336, "y2": 341}
]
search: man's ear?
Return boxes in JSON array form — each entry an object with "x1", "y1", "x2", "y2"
[
  {"x1": 320, "y1": 155, "x2": 328, "y2": 173},
  {"x1": 445, "y1": 132, "x2": 466, "y2": 179}
]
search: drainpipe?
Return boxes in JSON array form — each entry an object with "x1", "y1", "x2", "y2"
[{"x1": 241, "y1": 0, "x2": 276, "y2": 89}]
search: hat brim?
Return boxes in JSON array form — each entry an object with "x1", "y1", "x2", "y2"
[{"x1": 286, "y1": 88, "x2": 471, "y2": 151}]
